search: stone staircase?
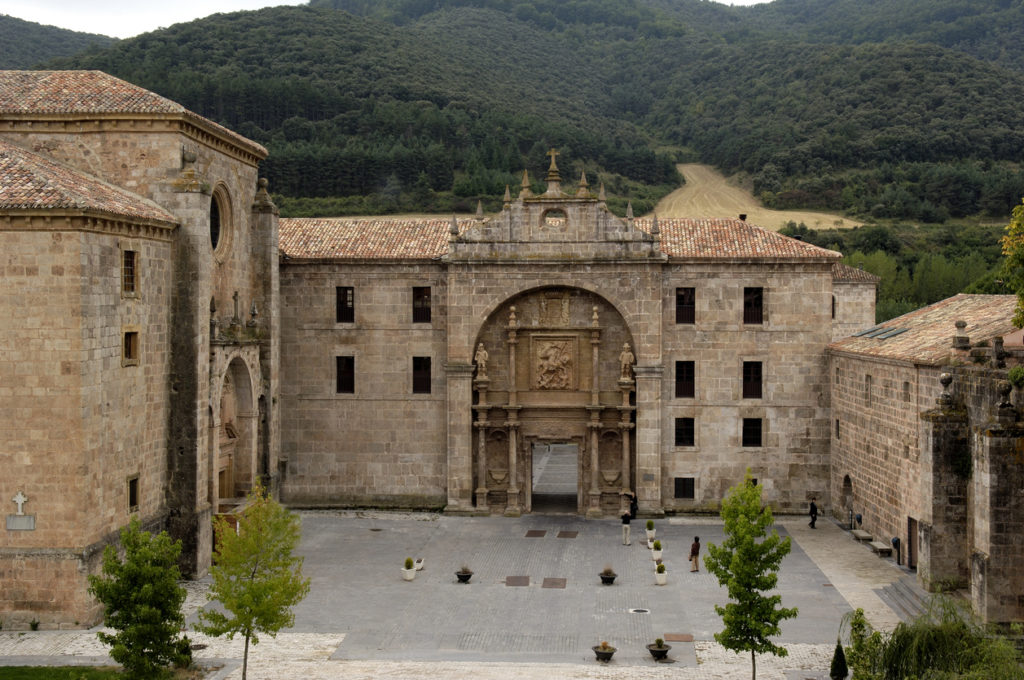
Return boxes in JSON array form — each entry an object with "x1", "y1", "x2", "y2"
[{"x1": 876, "y1": 574, "x2": 931, "y2": 622}]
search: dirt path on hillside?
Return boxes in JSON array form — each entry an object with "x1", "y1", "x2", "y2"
[{"x1": 648, "y1": 163, "x2": 861, "y2": 231}]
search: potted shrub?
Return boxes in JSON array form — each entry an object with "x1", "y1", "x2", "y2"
[
  {"x1": 655, "y1": 562, "x2": 667, "y2": 585},
  {"x1": 455, "y1": 565, "x2": 473, "y2": 584},
  {"x1": 645, "y1": 520, "x2": 655, "y2": 540},
  {"x1": 647, "y1": 637, "x2": 672, "y2": 661},
  {"x1": 592, "y1": 640, "x2": 616, "y2": 662},
  {"x1": 599, "y1": 565, "x2": 617, "y2": 585},
  {"x1": 402, "y1": 557, "x2": 416, "y2": 581},
  {"x1": 651, "y1": 539, "x2": 663, "y2": 562}
]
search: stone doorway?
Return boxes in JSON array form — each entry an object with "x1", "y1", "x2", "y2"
[
  {"x1": 530, "y1": 442, "x2": 579, "y2": 514},
  {"x1": 907, "y1": 516, "x2": 918, "y2": 570}
]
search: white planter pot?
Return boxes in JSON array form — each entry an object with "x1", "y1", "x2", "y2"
[
  {"x1": 646, "y1": 529, "x2": 656, "y2": 540},
  {"x1": 652, "y1": 549, "x2": 663, "y2": 561},
  {"x1": 655, "y1": 571, "x2": 667, "y2": 585},
  {"x1": 414, "y1": 558, "x2": 425, "y2": 571},
  {"x1": 401, "y1": 567, "x2": 416, "y2": 581}
]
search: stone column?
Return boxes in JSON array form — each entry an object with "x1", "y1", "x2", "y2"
[
  {"x1": 445, "y1": 362, "x2": 476, "y2": 513},
  {"x1": 505, "y1": 413, "x2": 521, "y2": 516},
  {"x1": 633, "y1": 364, "x2": 664, "y2": 515},
  {"x1": 586, "y1": 414, "x2": 602, "y2": 518},
  {"x1": 474, "y1": 377, "x2": 490, "y2": 511},
  {"x1": 619, "y1": 378, "x2": 634, "y2": 493}
]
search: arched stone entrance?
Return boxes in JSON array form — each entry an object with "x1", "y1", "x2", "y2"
[
  {"x1": 213, "y1": 356, "x2": 257, "y2": 502},
  {"x1": 471, "y1": 287, "x2": 636, "y2": 517}
]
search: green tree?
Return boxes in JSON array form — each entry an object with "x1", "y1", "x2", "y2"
[
  {"x1": 87, "y1": 516, "x2": 190, "y2": 679},
  {"x1": 198, "y1": 485, "x2": 311, "y2": 680},
  {"x1": 1000, "y1": 198, "x2": 1024, "y2": 327},
  {"x1": 704, "y1": 471, "x2": 797, "y2": 680}
]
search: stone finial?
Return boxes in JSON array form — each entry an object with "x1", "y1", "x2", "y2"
[
  {"x1": 576, "y1": 170, "x2": 590, "y2": 198},
  {"x1": 450, "y1": 215, "x2": 459, "y2": 237},
  {"x1": 546, "y1": 148, "x2": 561, "y2": 181},
  {"x1": 626, "y1": 201, "x2": 634, "y2": 222},
  {"x1": 247, "y1": 301, "x2": 258, "y2": 327},
  {"x1": 993, "y1": 336, "x2": 1006, "y2": 368},
  {"x1": 938, "y1": 372, "x2": 953, "y2": 407},
  {"x1": 519, "y1": 170, "x2": 532, "y2": 198},
  {"x1": 651, "y1": 214, "x2": 660, "y2": 236},
  {"x1": 231, "y1": 291, "x2": 241, "y2": 326},
  {"x1": 953, "y1": 319, "x2": 970, "y2": 350},
  {"x1": 253, "y1": 177, "x2": 277, "y2": 211},
  {"x1": 508, "y1": 305, "x2": 518, "y2": 328},
  {"x1": 592, "y1": 306, "x2": 599, "y2": 327},
  {"x1": 475, "y1": 200, "x2": 484, "y2": 220},
  {"x1": 503, "y1": 184, "x2": 512, "y2": 208},
  {"x1": 598, "y1": 183, "x2": 606, "y2": 202}
]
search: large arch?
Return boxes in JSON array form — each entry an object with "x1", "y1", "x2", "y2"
[
  {"x1": 469, "y1": 286, "x2": 636, "y2": 517},
  {"x1": 208, "y1": 348, "x2": 263, "y2": 506}
]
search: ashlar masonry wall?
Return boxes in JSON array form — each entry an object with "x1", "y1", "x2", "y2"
[
  {"x1": 279, "y1": 261, "x2": 449, "y2": 508},
  {"x1": 663, "y1": 261, "x2": 834, "y2": 513}
]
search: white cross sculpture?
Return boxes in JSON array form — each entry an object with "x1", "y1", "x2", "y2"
[{"x1": 12, "y1": 491, "x2": 27, "y2": 516}]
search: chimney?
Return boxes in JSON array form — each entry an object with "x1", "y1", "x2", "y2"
[{"x1": 738, "y1": 213, "x2": 747, "y2": 221}]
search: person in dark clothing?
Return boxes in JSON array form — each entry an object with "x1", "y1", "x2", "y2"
[
  {"x1": 620, "y1": 511, "x2": 631, "y2": 545},
  {"x1": 629, "y1": 492, "x2": 638, "y2": 519},
  {"x1": 809, "y1": 497, "x2": 818, "y2": 529},
  {"x1": 690, "y1": 536, "x2": 700, "y2": 572}
]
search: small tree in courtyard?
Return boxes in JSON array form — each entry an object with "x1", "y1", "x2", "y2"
[
  {"x1": 705, "y1": 470, "x2": 797, "y2": 680},
  {"x1": 87, "y1": 516, "x2": 190, "y2": 679},
  {"x1": 1000, "y1": 197, "x2": 1024, "y2": 327},
  {"x1": 198, "y1": 484, "x2": 310, "y2": 680}
]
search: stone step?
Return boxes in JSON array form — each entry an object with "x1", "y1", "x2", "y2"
[
  {"x1": 877, "y1": 574, "x2": 930, "y2": 622},
  {"x1": 850, "y1": 529, "x2": 873, "y2": 541},
  {"x1": 868, "y1": 540, "x2": 893, "y2": 556}
]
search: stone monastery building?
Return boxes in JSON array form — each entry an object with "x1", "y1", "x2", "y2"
[{"x1": 2, "y1": 71, "x2": 1021, "y2": 629}]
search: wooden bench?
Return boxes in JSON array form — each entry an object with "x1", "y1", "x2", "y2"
[
  {"x1": 868, "y1": 541, "x2": 893, "y2": 556},
  {"x1": 850, "y1": 529, "x2": 873, "y2": 541}
]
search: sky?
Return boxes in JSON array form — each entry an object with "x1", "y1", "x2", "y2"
[{"x1": 2, "y1": 0, "x2": 770, "y2": 39}]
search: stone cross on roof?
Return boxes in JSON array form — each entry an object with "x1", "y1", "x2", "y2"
[{"x1": 12, "y1": 491, "x2": 27, "y2": 516}]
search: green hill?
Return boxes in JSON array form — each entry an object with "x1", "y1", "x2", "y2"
[
  {"x1": 37, "y1": 0, "x2": 1024, "y2": 223},
  {"x1": 0, "y1": 14, "x2": 115, "y2": 69}
]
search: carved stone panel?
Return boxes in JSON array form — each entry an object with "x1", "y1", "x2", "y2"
[{"x1": 531, "y1": 335, "x2": 577, "y2": 390}]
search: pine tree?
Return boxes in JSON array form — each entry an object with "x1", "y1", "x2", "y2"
[
  {"x1": 704, "y1": 470, "x2": 798, "y2": 680},
  {"x1": 197, "y1": 484, "x2": 311, "y2": 680},
  {"x1": 87, "y1": 516, "x2": 190, "y2": 679}
]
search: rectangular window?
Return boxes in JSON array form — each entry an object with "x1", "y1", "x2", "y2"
[
  {"x1": 412, "y1": 356, "x2": 431, "y2": 394},
  {"x1": 122, "y1": 250, "x2": 137, "y2": 296},
  {"x1": 742, "y1": 361, "x2": 763, "y2": 399},
  {"x1": 675, "y1": 360, "x2": 695, "y2": 398},
  {"x1": 675, "y1": 287, "x2": 695, "y2": 324},
  {"x1": 413, "y1": 286, "x2": 431, "y2": 323},
  {"x1": 742, "y1": 418, "x2": 762, "y2": 447},
  {"x1": 835, "y1": 418, "x2": 840, "y2": 440},
  {"x1": 127, "y1": 476, "x2": 139, "y2": 512},
  {"x1": 674, "y1": 477, "x2": 695, "y2": 499},
  {"x1": 336, "y1": 356, "x2": 354, "y2": 394},
  {"x1": 743, "y1": 287, "x2": 764, "y2": 325},
  {"x1": 674, "y1": 417, "x2": 695, "y2": 446},
  {"x1": 122, "y1": 331, "x2": 139, "y2": 366},
  {"x1": 336, "y1": 286, "x2": 354, "y2": 323}
]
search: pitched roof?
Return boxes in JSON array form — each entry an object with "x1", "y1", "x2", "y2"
[
  {"x1": 280, "y1": 218, "x2": 452, "y2": 259},
  {"x1": 832, "y1": 261, "x2": 881, "y2": 283},
  {"x1": 0, "y1": 70, "x2": 266, "y2": 158},
  {"x1": 0, "y1": 138, "x2": 176, "y2": 223},
  {"x1": 828, "y1": 294, "x2": 1018, "y2": 365},
  {"x1": 279, "y1": 216, "x2": 840, "y2": 261},
  {"x1": 646, "y1": 218, "x2": 840, "y2": 260}
]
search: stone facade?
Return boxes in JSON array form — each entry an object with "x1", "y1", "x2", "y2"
[
  {"x1": 0, "y1": 71, "x2": 280, "y2": 628},
  {"x1": 829, "y1": 295, "x2": 1024, "y2": 623}
]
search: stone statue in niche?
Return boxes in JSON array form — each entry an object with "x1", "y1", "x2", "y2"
[
  {"x1": 474, "y1": 343, "x2": 489, "y2": 378},
  {"x1": 535, "y1": 340, "x2": 572, "y2": 390},
  {"x1": 619, "y1": 342, "x2": 635, "y2": 380}
]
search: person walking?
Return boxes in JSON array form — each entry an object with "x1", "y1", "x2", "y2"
[
  {"x1": 809, "y1": 497, "x2": 818, "y2": 529},
  {"x1": 620, "y1": 510, "x2": 632, "y2": 545},
  {"x1": 629, "y1": 492, "x2": 638, "y2": 519},
  {"x1": 689, "y1": 536, "x2": 700, "y2": 572}
]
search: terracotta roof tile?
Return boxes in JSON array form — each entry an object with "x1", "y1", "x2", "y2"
[
  {"x1": 829, "y1": 294, "x2": 1018, "y2": 365},
  {"x1": 0, "y1": 70, "x2": 266, "y2": 157},
  {"x1": 279, "y1": 218, "x2": 452, "y2": 259},
  {"x1": 642, "y1": 218, "x2": 839, "y2": 259},
  {"x1": 832, "y1": 261, "x2": 881, "y2": 283},
  {"x1": 279, "y1": 216, "x2": 840, "y2": 261},
  {"x1": 0, "y1": 138, "x2": 176, "y2": 223}
]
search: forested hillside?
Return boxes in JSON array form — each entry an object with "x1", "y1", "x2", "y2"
[
  {"x1": 42, "y1": 0, "x2": 1024, "y2": 225},
  {"x1": 0, "y1": 14, "x2": 115, "y2": 69}
]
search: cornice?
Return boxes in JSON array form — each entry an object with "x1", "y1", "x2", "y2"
[{"x1": 0, "y1": 210, "x2": 178, "y2": 241}]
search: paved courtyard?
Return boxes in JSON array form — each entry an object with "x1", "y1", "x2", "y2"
[{"x1": 0, "y1": 510, "x2": 916, "y2": 679}]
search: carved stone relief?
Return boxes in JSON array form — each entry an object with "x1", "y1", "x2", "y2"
[{"x1": 533, "y1": 336, "x2": 576, "y2": 390}]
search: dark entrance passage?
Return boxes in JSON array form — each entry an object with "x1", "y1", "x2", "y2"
[{"x1": 531, "y1": 443, "x2": 578, "y2": 514}]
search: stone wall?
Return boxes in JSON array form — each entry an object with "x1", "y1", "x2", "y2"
[
  {"x1": 279, "y1": 262, "x2": 449, "y2": 508},
  {"x1": 663, "y1": 262, "x2": 834, "y2": 512},
  {"x1": 832, "y1": 280, "x2": 876, "y2": 341}
]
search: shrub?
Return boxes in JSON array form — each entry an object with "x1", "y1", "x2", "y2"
[
  {"x1": 1008, "y1": 364, "x2": 1024, "y2": 388},
  {"x1": 404, "y1": 557, "x2": 414, "y2": 570}
]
